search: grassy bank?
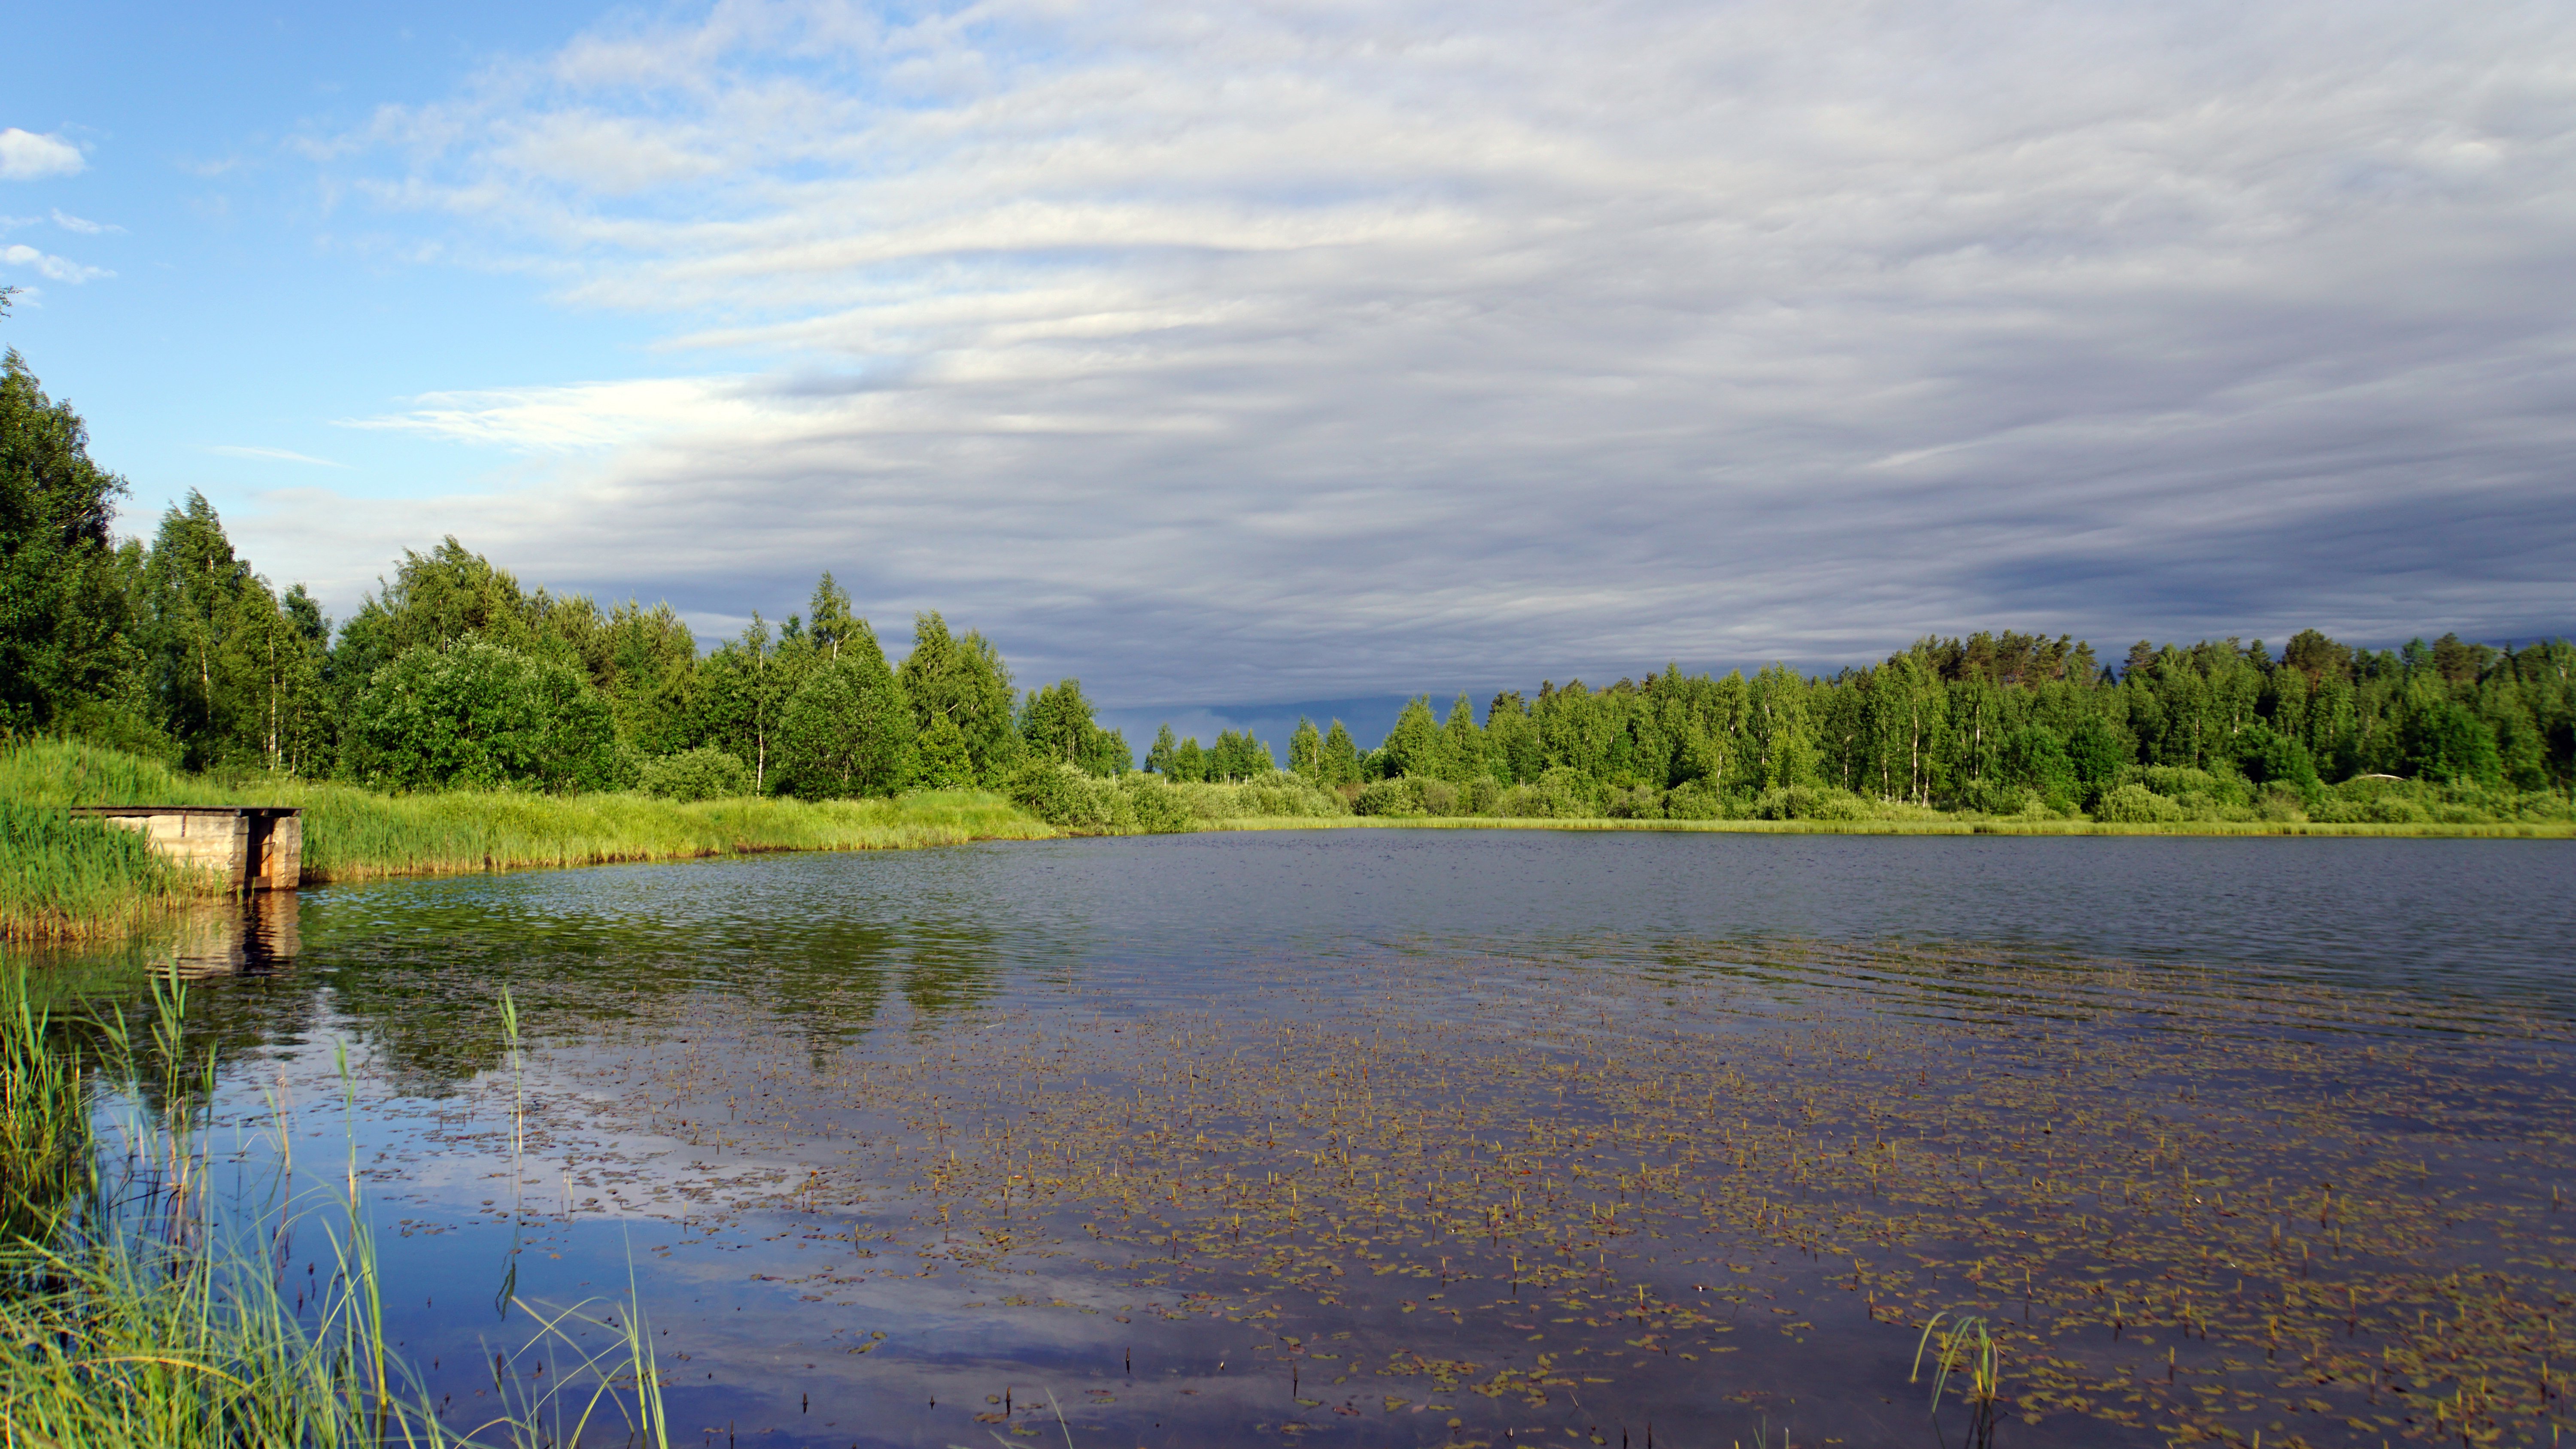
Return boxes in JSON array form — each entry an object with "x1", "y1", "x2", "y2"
[{"x1": 2, "y1": 740, "x2": 1059, "y2": 940}]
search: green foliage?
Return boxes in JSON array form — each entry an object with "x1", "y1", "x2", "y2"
[
  {"x1": 1205, "y1": 728, "x2": 1273, "y2": 781},
  {"x1": 1319, "y1": 719, "x2": 1362, "y2": 787},
  {"x1": 776, "y1": 637, "x2": 917, "y2": 799},
  {"x1": 342, "y1": 641, "x2": 622, "y2": 793},
  {"x1": 1021, "y1": 679, "x2": 1126, "y2": 776},
  {"x1": 1352, "y1": 779, "x2": 1425, "y2": 818},
  {"x1": 635, "y1": 746, "x2": 752, "y2": 802},
  {"x1": 898, "y1": 611, "x2": 1021, "y2": 786},
  {"x1": 1753, "y1": 785, "x2": 1867, "y2": 821},
  {"x1": 2094, "y1": 782, "x2": 2186, "y2": 824},
  {"x1": 2403, "y1": 695, "x2": 2502, "y2": 787},
  {"x1": 914, "y1": 709, "x2": 976, "y2": 790},
  {"x1": 1006, "y1": 760, "x2": 1140, "y2": 833},
  {"x1": 1376, "y1": 697, "x2": 1441, "y2": 780},
  {"x1": 0, "y1": 350, "x2": 146, "y2": 741},
  {"x1": 2001, "y1": 725, "x2": 2080, "y2": 813},
  {"x1": 1288, "y1": 717, "x2": 1322, "y2": 779}
]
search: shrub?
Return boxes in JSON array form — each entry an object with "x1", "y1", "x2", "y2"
[
  {"x1": 2093, "y1": 783, "x2": 2184, "y2": 824},
  {"x1": 1353, "y1": 780, "x2": 1424, "y2": 818},
  {"x1": 1662, "y1": 781, "x2": 1735, "y2": 820},
  {"x1": 1115, "y1": 773, "x2": 1196, "y2": 832},
  {"x1": 343, "y1": 641, "x2": 621, "y2": 793},
  {"x1": 1604, "y1": 785, "x2": 1665, "y2": 820},
  {"x1": 1753, "y1": 785, "x2": 1864, "y2": 821},
  {"x1": 1006, "y1": 761, "x2": 1138, "y2": 832},
  {"x1": 636, "y1": 748, "x2": 752, "y2": 802}
]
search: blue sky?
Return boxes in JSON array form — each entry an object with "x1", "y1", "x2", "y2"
[{"x1": 7, "y1": 0, "x2": 2573, "y2": 757}]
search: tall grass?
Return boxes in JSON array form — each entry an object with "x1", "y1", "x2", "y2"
[
  {"x1": 0, "y1": 968, "x2": 90, "y2": 1242},
  {"x1": 0, "y1": 971, "x2": 674, "y2": 1447},
  {"x1": 0, "y1": 801, "x2": 195, "y2": 942},
  {"x1": 1, "y1": 739, "x2": 1059, "y2": 939}
]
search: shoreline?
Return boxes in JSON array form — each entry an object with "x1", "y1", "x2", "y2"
[
  {"x1": 14, "y1": 777, "x2": 2567, "y2": 948},
  {"x1": 1194, "y1": 814, "x2": 2576, "y2": 838}
]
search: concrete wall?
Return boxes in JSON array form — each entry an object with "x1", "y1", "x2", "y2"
[{"x1": 85, "y1": 809, "x2": 301, "y2": 891}]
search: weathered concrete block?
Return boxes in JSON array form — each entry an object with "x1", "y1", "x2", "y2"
[{"x1": 72, "y1": 806, "x2": 302, "y2": 892}]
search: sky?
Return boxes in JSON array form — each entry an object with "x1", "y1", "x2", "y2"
[{"x1": 6, "y1": 0, "x2": 2573, "y2": 755}]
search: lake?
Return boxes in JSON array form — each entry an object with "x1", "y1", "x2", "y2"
[{"x1": 37, "y1": 831, "x2": 2576, "y2": 1448}]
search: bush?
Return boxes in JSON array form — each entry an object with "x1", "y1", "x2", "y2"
[
  {"x1": 1115, "y1": 774, "x2": 1196, "y2": 832},
  {"x1": 2092, "y1": 783, "x2": 2184, "y2": 824},
  {"x1": 636, "y1": 747, "x2": 752, "y2": 802},
  {"x1": 343, "y1": 641, "x2": 621, "y2": 793},
  {"x1": 1662, "y1": 781, "x2": 1736, "y2": 820},
  {"x1": 1604, "y1": 785, "x2": 1665, "y2": 820},
  {"x1": 1006, "y1": 761, "x2": 1138, "y2": 832},
  {"x1": 1353, "y1": 780, "x2": 1424, "y2": 818},
  {"x1": 1753, "y1": 785, "x2": 1864, "y2": 821}
]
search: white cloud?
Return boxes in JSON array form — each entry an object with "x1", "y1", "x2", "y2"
[
  {"x1": 0, "y1": 243, "x2": 109, "y2": 284},
  {"x1": 49, "y1": 209, "x2": 117, "y2": 234},
  {"x1": 268, "y1": 0, "x2": 2576, "y2": 699},
  {"x1": 207, "y1": 445, "x2": 347, "y2": 467},
  {"x1": 0, "y1": 129, "x2": 85, "y2": 182}
]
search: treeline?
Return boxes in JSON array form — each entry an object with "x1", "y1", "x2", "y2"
[
  {"x1": 1235, "y1": 629, "x2": 2575, "y2": 824},
  {"x1": 1, "y1": 350, "x2": 1127, "y2": 799},
  {"x1": 8, "y1": 342, "x2": 2573, "y2": 825}
]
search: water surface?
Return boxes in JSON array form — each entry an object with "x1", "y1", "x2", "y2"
[{"x1": 34, "y1": 831, "x2": 2576, "y2": 1448}]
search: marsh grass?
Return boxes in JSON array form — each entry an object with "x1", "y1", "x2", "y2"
[
  {"x1": 0, "y1": 970, "x2": 677, "y2": 1447},
  {"x1": 0, "y1": 968, "x2": 89, "y2": 1242},
  {"x1": 1, "y1": 739, "x2": 1057, "y2": 939},
  {"x1": 0, "y1": 800, "x2": 202, "y2": 942}
]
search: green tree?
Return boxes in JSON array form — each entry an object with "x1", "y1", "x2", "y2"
[
  {"x1": 1146, "y1": 723, "x2": 1179, "y2": 775},
  {"x1": 1207, "y1": 729, "x2": 1273, "y2": 780},
  {"x1": 343, "y1": 640, "x2": 621, "y2": 792},
  {"x1": 692, "y1": 615, "x2": 794, "y2": 792},
  {"x1": 915, "y1": 708, "x2": 975, "y2": 790},
  {"x1": 1378, "y1": 697, "x2": 1440, "y2": 779},
  {"x1": 1086, "y1": 727, "x2": 1133, "y2": 777},
  {"x1": 0, "y1": 348, "x2": 148, "y2": 740},
  {"x1": 893, "y1": 612, "x2": 1020, "y2": 786},
  {"x1": 1436, "y1": 694, "x2": 1486, "y2": 782},
  {"x1": 1172, "y1": 737, "x2": 1207, "y2": 782},
  {"x1": 2402, "y1": 695, "x2": 2500, "y2": 787},
  {"x1": 1021, "y1": 679, "x2": 1124, "y2": 775},
  {"x1": 1320, "y1": 720, "x2": 1361, "y2": 785},
  {"x1": 775, "y1": 632, "x2": 917, "y2": 798},
  {"x1": 1287, "y1": 717, "x2": 1322, "y2": 778}
]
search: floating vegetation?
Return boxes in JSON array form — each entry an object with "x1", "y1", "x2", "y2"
[{"x1": 422, "y1": 942, "x2": 2576, "y2": 1447}]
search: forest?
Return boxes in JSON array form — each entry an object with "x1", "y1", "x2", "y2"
[{"x1": 6, "y1": 343, "x2": 2573, "y2": 830}]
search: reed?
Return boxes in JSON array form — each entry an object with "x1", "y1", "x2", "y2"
[
  {"x1": 0, "y1": 967, "x2": 90, "y2": 1241},
  {"x1": 0, "y1": 972, "x2": 677, "y2": 1448},
  {"x1": 0, "y1": 800, "x2": 199, "y2": 942}
]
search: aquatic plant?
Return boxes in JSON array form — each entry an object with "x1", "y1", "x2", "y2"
[
  {"x1": 517, "y1": 944, "x2": 2576, "y2": 1446},
  {"x1": 0, "y1": 973, "x2": 679, "y2": 1448}
]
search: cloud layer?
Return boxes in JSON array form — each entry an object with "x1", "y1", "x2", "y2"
[{"x1": 255, "y1": 0, "x2": 2576, "y2": 702}]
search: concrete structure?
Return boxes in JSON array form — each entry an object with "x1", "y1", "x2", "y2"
[{"x1": 70, "y1": 806, "x2": 302, "y2": 892}]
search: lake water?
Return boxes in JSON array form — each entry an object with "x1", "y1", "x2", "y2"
[{"x1": 38, "y1": 831, "x2": 2576, "y2": 1448}]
